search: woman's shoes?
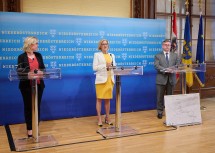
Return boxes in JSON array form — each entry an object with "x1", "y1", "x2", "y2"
[
  {"x1": 105, "y1": 117, "x2": 113, "y2": 125},
  {"x1": 27, "y1": 130, "x2": 32, "y2": 138},
  {"x1": 97, "y1": 121, "x2": 103, "y2": 127},
  {"x1": 28, "y1": 134, "x2": 32, "y2": 138},
  {"x1": 97, "y1": 116, "x2": 113, "y2": 126},
  {"x1": 97, "y1": 117, "x2": 103, "y2": 127}
]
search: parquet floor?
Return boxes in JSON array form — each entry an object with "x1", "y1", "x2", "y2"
[{"x1": 0, "y1": 98, "x2": 214, "y2": 153}]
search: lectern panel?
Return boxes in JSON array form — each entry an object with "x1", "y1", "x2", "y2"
[{"x1": 8, "y1": 68, "x2": 61, "y2": 81}]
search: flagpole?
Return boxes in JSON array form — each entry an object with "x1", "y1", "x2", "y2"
[
  {"x1": 172, "y1": 0, "x2": 176, "y2": 12},
  {"x1": 199, "y1": 0, "x2": 202, "y2": 14},
  {"x1": 171, "y1": 0, "x2": 181, "y2": 88},
  {"x1": 181, "y1": 0, "x2": 190, "y2": 94},
  {"x1": 185, "y1": 0, "x2": 189, "y2": 13},
  {"x1": 198, "y1": 0, "x2": 206, "y2": 110}
]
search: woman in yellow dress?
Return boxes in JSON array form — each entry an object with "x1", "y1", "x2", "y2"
[{"x1": 93, "y1": 39, "x2": 116, "y2": 126}]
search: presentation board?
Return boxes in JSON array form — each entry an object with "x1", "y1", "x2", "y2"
[{"x1": 165, "y1": 93, "x2": 202, "y2": 126}]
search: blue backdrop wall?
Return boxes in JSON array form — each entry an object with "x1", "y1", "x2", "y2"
[{"x1": 0, "y1": 12, "x2": 166, "y2": 125}]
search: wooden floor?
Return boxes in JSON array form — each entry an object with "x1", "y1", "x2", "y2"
[{"x1": 0, "y1": 98, "x2": 215, "y2": 153}]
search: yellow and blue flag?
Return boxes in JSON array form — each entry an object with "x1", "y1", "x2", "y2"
[
  {"x1": 195, "y1": 14, "x2": 205, "y2": 87},
  {"x1": 182, "y1": 13, "x2": 193, "y2": 87}
]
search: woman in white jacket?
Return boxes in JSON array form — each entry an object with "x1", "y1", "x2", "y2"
[{"x1": 93, "y1": 39, "x2": 116, "y2": 127}]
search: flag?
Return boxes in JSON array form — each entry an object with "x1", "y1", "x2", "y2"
[
  {"x1": 182, "y1": 13, "x2": 193, "y2": 87},
  {"x1": 171, "y1": 10, "x2": 180, "y2": 80},
  {"x1": 171, "y1": 11, "x2": 177, "y2": 53},
  {"x1": 195, "y1": 14, "x2": 205, "y2": 87}
]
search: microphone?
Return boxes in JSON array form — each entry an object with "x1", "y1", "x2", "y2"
[
  {"x1": 107, "y1": 54, "x2": 113, "y2": 71},
  {"x1": 34, "y1": 69, "x2": 38, "y2": 74},
  {"x1": 31, "y1": 58, "x2": 38, "y2": 74},
  {"x1": 107, "y1": 66, "x2": 110, "y2": 71},
  {"x1": 110, "y1": 54, "x2": 113, "y2": 66},
  {"x1": 28, "y1": 58, "x2": 40, "y2": 74},
  {"x1": 109, "y1": 53, "x2": 116, "y2": 70}
]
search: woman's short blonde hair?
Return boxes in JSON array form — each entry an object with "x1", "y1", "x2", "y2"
[
  {"x1": 97, "y1": 39, "x2": 109, "y2": 51},
  {"x1": 23, "y1": 36, "x2": 38, "y2": 52}
]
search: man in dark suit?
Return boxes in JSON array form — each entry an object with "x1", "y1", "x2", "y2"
[{"x1": 154, "y1": 39, "x2": 181, "y2": 119}]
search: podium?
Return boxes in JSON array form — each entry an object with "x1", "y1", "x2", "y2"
[
  {"x1": 162, "y1": 63, "x2": 206, "y2": 127},
  {"x1": 8, "y1": 68, "x2": 61, "y2": 151},
  {"x1": 96, "y1": 66, "x2": 143, "y2": 138},
  {"x1": 162, "y1": 63, "x2": 206, "y2": 94}
]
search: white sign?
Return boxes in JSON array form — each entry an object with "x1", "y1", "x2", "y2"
[{"x1": 165, "y1": 93, "x2": 202, "y2": 126}]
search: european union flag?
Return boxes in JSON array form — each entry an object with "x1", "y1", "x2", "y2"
[
  {"x1": 195, "y1": 14, "x2": 205, "y2": 87},
  {"x1": 182, "y1": 14, "x2": 193, "y2": 87}
]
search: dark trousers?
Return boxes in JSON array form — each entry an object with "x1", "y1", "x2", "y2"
[
  {"x1": 156, "y1": 81, "x2": 174, "y2": 114},
  {"x1": 20, "y1": 85, "x2": 44, "y2": 130}
]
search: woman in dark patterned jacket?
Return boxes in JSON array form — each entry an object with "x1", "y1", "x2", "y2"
[{"x1": 17, "y1": 36, "x2": 45, "y2": 137}]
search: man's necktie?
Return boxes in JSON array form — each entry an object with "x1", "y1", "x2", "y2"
[{"x1": 166, "y1": 53, "x2": 169, "y2": 65}]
